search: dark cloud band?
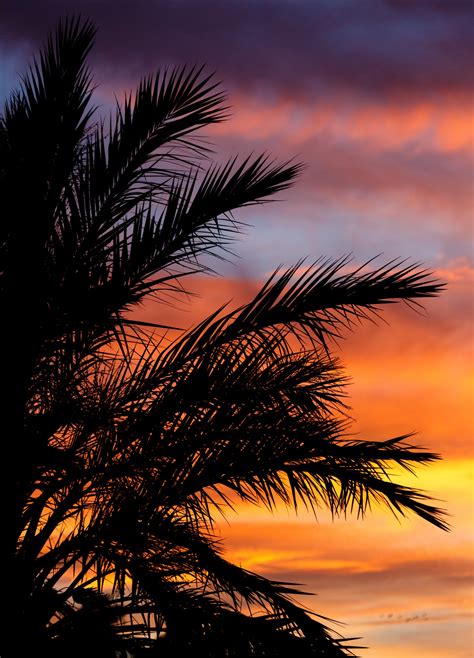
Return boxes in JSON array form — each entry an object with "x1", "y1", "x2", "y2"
[{"x1": 1, "y1": 0, "x2": 473, "y2": 101}]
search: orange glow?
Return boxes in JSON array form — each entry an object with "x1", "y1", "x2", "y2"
[
  {"x1": 139, "y1": 259, "x2": 473, "y2": 654},
  {"x1": 211, "y1": 95, "x2": 474, "y2": 153}
]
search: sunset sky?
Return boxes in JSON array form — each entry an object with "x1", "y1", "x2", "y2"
[{"x1": 1, "y1": 1, "x2": 473, "y2": 655}]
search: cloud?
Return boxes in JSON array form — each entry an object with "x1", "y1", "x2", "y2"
[
  {"x1": 0, "y1": 0, "x2": 473, "y2": 103},
  {"x1": 2, "y1": 1, "x2": 471, "y2": 267},
  {"x1": 216, "y1": 488, "x2": 473, "y2": 653},
  {"x1": 212, "y1": 95, "x2": 474, "y2": 154},
  {"x1": 206, "y1": 94, "x2": 473, "y2": 236}
]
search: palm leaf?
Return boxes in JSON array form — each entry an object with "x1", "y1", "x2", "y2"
[{"x1": 2, "y1": 17, "x2": 448, "y2": 657}]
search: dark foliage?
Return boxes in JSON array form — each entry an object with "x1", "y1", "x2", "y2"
[{"x1": 0, "y1": 17, "x2": 447, "y2": 657}]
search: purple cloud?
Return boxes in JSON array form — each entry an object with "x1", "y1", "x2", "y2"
[{"x1": 0, "y1": 0, "x2": 472, "y2": 102}]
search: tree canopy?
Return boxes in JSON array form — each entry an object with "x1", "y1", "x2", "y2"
[{"x1": 0, "y1": 17, "x2": 447, "y2": 657}]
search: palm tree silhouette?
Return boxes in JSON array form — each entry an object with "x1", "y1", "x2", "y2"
[{"x1": 1, "y1": 17, "x2": 447, "y2": 657}]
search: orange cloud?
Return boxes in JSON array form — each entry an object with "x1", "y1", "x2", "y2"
[
  {"x1": 336, "y1": 265, "x2": 473, "y2": 456},
  {"x1": 138, "y1": 263, "x2": 472, "y2": 459},
  {"x1": 206, "y1": 93, "x2": 474, "y2": 229},
  {"x1": 211, "y1": 95, "x2": 474, "y2": 154},
  {"x1": 136, "y1": 262, "x2": 473, "y2": 458}
]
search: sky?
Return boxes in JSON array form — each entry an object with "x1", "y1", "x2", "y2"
[{"x1": 1, "y1": 1, "x2": 473, "y2": 655}]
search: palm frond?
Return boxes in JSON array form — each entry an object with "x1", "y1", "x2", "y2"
[
  {"x1": 157, "y1": 257, "x2": 443, "y2": 376},
  {"x1": 3, "y1": 17, "x2": 448, "y2": 657},
  {"x1": 1, "y1": 16, "x2": 95, "y2": 257}
]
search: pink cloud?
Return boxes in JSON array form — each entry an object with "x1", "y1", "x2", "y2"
[{"x1": 212, "y1": 94, "x2": 474, "y2": 155}]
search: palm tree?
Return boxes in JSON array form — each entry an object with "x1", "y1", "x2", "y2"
[{"x1": 0, "y1": 17, "x2": 447, "y2": 657}]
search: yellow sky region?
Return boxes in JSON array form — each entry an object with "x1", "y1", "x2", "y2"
[
  {"x1": 214, "y1": 458, "x2": 473, "y2": 657},
  {"x1": 210, "y1": 94, "x2": 474, "y2": 154},
  {"x1": 216, "y1": 459, "x2": 473, "y2": 565}
]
